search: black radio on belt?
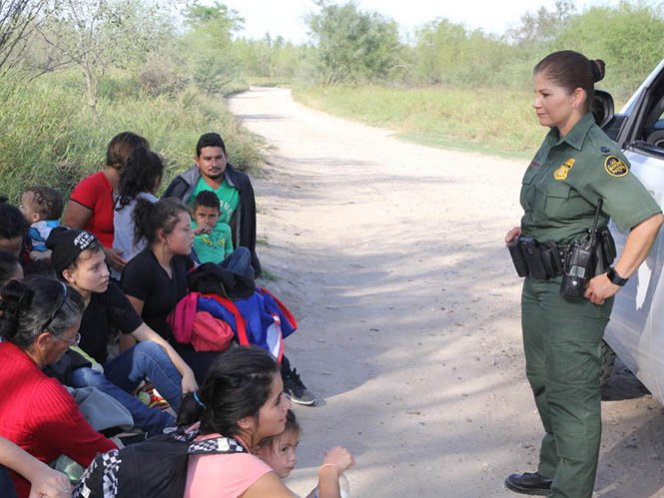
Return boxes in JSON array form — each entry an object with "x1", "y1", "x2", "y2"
[{"x1": 560, "y1": 199, "x2": 603, "y2": 301}]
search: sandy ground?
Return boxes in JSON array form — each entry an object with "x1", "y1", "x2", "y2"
[{"x1": 227, "y1": 87, "x2": 664, "y2": 498}]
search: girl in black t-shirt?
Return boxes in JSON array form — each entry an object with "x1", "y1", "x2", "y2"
[{"x1": 122, "y1": 198, "x2": 220, "y2": 382}]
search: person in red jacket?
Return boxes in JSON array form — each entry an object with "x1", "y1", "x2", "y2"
[{"x1": 0, "y1": 276, "x2": 116, "y2": 498}]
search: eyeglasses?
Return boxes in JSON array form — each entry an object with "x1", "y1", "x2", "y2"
[{"x1": 52, "y1": 332, "x2": 81, "y2": 346}]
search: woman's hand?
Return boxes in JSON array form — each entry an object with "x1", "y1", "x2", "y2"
[
  {"x1": 27, "y1": 467, "x2": 71, "y2": 498},
  {"x1": 584, "y1": 273, "x2": 620, "y2": 305},
  {"x1": 321, "y1": 447, "x2": 355, "y2": 476},
  {"x1": 505, "y1": 226, "x2": 522, "y2": 245},
  {"x1": 104, "y1": 247, "x2": 127, "y2": 271},
  {"x1": 181, "y1": 369, "x2": 199, "y2": 394}
]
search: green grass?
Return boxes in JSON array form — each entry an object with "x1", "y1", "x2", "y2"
[
  {"x1": 257, "y1": 268, "x2": 278, "y2": 282},
  {"x1": 244, "y1": 76, "x2": 294, "y2": 87},
  {"x1": 292, "y1": 84, "x2": 546, "y2": 159},
  {"x1": 0, "y1": 72, "x2": 264, "y2": 202}
]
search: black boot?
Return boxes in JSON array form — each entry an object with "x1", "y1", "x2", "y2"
[{"x1": 505, "y1": 472, "x2": 553, "y2": 495}]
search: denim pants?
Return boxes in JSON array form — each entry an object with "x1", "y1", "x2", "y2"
[
  {"x1": 69, "y1": 341, "x2": 180, "y2": 436},
  {"x1": 221, "y1": 246, "x2": 255, "y2": 279},
  {"x1": 0, "y1": 466, "x2": 17, "y2": 498}
]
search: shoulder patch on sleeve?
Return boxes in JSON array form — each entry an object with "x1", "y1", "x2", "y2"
[{"x1": 604, "y1": 155, "x2": 629, "y2": 177}]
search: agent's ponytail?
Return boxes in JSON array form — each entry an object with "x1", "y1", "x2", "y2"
[{"x1": 591, "y1": 59, "x2": 606, "y2": 83}]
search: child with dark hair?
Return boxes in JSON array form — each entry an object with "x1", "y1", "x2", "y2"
[
  {"x1": 112, "y1": 147, "x2": 163, "y2": 279},
  {"x1": 0, "y1": 199, "x2": 28, "y2": 259},
  {"x1": 191, "y1": 190, "x2": 233, "y2": 264},
  {"x1": 256, "y1": 409, "x2": 301, "y2": 479},
  {"x1": 19, "y1": 186, "x2": 63, "y2": 259},
  {"x1": 256, "y1": 410, "x2": 352, "y2": 498},
  {"x1": 122, "y1": 198, "x2": 217, "y2": 380}
]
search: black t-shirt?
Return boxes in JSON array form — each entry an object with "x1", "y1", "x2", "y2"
[
  {"x1": 121, "y1": 249, "x2": 192, "y2": 340},
  {"x1": 79, "y1": 281, "x2": 143, "y2": 364}
]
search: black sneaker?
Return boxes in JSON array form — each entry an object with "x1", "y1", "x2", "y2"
[
  {"x1": 282, "y1": 367, "x2": 317, "y2": 406},
  {"x1": 505, "y1": 472, "x2": 552, "y2": 495}
]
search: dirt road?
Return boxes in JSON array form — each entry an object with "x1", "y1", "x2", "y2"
[{"x1": 227, "y1": 87, "x2": 664, "y2": 497}]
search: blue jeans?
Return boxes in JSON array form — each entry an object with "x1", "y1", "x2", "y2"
[
  {"x1": 69, "y1": 341, "x2": 180, "y2": 435},
  {"x1": 222, "y1": 247, "x2": 255, "y2": 279},
  {"x1": 0, "y1": 466, "x2": 17, "y2": 498}
]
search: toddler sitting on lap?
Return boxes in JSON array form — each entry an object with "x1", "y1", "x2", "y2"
[
  {"x1": 257, "y1": 410, "x2": 354, "y2": 498},
  {"x1": 19, "y1": 187, "x2": 63, "y2": 260}
]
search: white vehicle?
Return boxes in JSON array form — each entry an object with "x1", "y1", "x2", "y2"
[{"x1": 600, "y1": 58, "x2": 664, "y2": 401}]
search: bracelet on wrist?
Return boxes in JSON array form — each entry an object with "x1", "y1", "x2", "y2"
[
  {"x1": 607, "y1": 267, "x2": 629, "y2": 286},
  {"x1": 319, "y1": 463, "x2": 340, "y2": 477}
]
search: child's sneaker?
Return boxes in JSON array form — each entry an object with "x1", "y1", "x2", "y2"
[{"x1": 136, "y1": 383, "x2": 170, "y2": 410}]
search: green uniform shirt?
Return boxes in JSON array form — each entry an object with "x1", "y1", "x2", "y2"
[
  {"x1": 189, "y1": 177, "x2": 239, "y2": 226},
  {"x1": 520, "y1": 112, "x2": 661, "y2": 243},
  {"x1": 192, "y1": 221, "x2": 234, "y2": 264}
]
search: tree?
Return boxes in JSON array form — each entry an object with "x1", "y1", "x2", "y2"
[
  {"x1": 33, "y1": 0, "x2": 169, "y2": 120},
  {"x1": 181, "y1": 1, "x2": 244, "y2": 94},
  {"x1": 554, "y1": 2, "x2": 664, "y2": 96},
  {"x1": 507, "y1": 0, "x2": 575, "y2": 47},
  {"x1": 306, "y1": 0, "x2": 403, "y2": 84},
  {"x1": 0, "y1": 0, "x2": 44, "y2": 72},
  {"x1": 412, "y1": 18, "x2": 515, "y2": 87}
]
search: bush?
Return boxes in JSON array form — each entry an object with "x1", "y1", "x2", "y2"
[{"x1": 0, "y1": 73, "x2": 263, "y2": 203}]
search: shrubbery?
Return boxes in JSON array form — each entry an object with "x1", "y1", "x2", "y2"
[{"x1": 0, "y1": 72, "x2": 263, "y2": 202}]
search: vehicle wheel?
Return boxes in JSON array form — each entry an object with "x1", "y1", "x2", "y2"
[{"x1": 600, "y1": 340, "x2": 616, "y2": 387}]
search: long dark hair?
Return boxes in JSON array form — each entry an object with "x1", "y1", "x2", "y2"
[
  {"x1": 177, "y1": 346, "x2": 279, "y2": 437},
  {"x1": 534, "y1": 50, "x2": 605, "y2": 113},
  {"x1": 117, "y1": 147, "x2": 164, "y2": 209},
  {"x1": 133, "y1": 197, "x2": 190, "y2": 247},
  {"x1": 0, "y1": 276, "x2": 84, "y2": 349}
]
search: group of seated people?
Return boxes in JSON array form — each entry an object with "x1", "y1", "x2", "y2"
[{"x1": 0, "y1": 132, "x2": 353, "y2": 497}]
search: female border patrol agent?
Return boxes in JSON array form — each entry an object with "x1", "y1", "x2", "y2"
[{"x1": 504, "y1": 51, "x2": 663, "y2": 498}]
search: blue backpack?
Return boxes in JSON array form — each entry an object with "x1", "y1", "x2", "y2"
[{"x1": 72, "y1": 429, "x2": 246, "y2": 498}]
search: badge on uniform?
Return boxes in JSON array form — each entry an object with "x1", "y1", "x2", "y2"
[
  {"x1": 553, "y1": 158, "x2": 575, "y2": 180},
  {"x1": 604, "y1": 155, "x2": 629, "y2": 177}
]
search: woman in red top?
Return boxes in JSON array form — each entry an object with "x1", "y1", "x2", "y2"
[
  {"x1": 0, "y1": 276, "x2": 116, "y2": 498},
  {"x1": 63, "y1": 132, "x2": 149, "y2": 272}
]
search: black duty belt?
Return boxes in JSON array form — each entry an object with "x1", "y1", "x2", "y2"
[
  {"x1": 508, "y1": 237, "x2": 565, "y2": 280},
  {"x1": 507, "y1": 231, "x2": 616, "y2": 281}
]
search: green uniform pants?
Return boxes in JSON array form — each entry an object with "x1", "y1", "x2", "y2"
[{"x1": 522, "y1": 278, "x2": 613, "y2": 498}]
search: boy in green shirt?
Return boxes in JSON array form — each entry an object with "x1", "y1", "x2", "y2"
[{"x1": 191, "y1": 191, "x2": 233, "y2": 264}]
